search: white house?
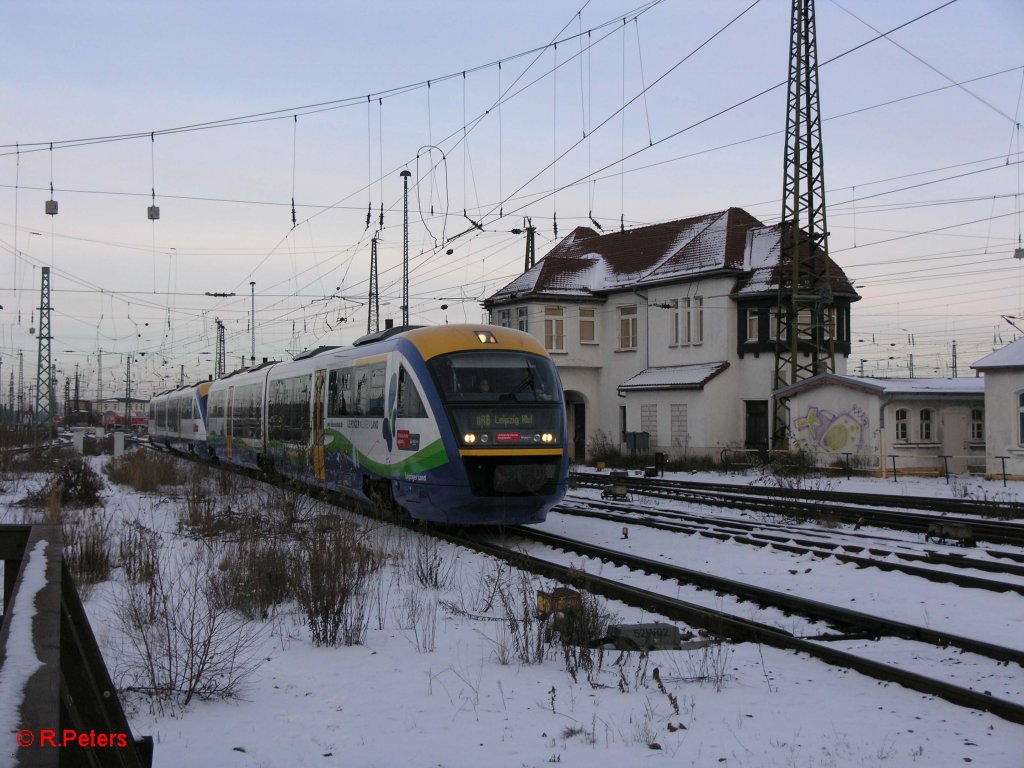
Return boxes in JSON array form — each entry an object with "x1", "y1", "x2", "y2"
[
  {"x1": 483, "y1": 208, "x2": 860, "y2": 462},
  {"x1": 971, "y1": 337, "x2": 1024, "y2": 479},
  {"x1": 774, "y1": 374, "x2": 985, "y2": 476}
]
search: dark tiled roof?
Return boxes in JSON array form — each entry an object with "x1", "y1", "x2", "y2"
[
  {"x1": 731, "y1": 224, "x2": 858, "y2": 299},
  {"x1": 486, "y1": 208, "x2": 859, "y2": 304}
]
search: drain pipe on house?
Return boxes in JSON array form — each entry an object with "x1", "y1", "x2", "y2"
[{"x1": 879, "y1": 392, "x2": 894, "y2": 480}]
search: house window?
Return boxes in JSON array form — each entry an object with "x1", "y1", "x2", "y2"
[
  {"x1": 1018, "y1": 393, "x2": 1024, "y2": 446},
  {"x1": 640, "y1": 403, "x2": 658, "y2": 446},
  {"x1": 579, "y1": 307, "x2": 596, "y2": 344},
  {"x1": 971, "y1": 407, "x2": 984, "y2": 441},
  {"x1": 495, "y1": 309, "x2": 511, "y2": 328},
  {"x1": 516, "y1": 307, "x2": 529, "y2": 332},
  {"x1": 618, "y1": 305, "x2": 638, "y2": 351},
  {"x1": 669, "y1": 299, "x2": 680, "y2": 345},
  {"x1": 746, "y1": 309, "x2": 759, "y2": 343},
  {"x1": 919, "y1": 409, "x2": 933, "y2": 441},
  {"x1": 895, "y1": 408, "x2": 909, "y2": 441},
  {"x1": 544, "y1": 306, "x2": 565, "y2": 352},
  {"x1": 768, "y1": 307, "x2": 778, "y2": 341},
  {"x1": 692, "y1": 297, "x2": 703, "y2": 344}
]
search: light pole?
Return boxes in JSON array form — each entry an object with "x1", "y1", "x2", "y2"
[{"x1": 250, "y1": 281, "x2": 256, "y2": 366}]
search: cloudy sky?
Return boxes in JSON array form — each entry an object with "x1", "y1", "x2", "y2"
[{"x1": 1, "y1": 0, "x2": 1021, "y2": 395}]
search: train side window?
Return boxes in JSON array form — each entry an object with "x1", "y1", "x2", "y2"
[
  {"x1": 397, "y1": 366, "x2": 427, "y2": 418},
  {"x1": 328, "y1": 369, "x2": 352, "y2": 417},
  {"x1": 367, "y1": 364, "x2": 386, "y2": 417}
]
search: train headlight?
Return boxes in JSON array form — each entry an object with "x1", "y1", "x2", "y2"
[
  {"x1": 463, "y1": 433, "x2": 477, "y2": 444},
  {"x1": 541, "y1": 432, "x2": 555, "y2": 443}
]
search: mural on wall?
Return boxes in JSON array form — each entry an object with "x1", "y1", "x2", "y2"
[{"x1": 792, "y1": 404, "x2": 871, "y2": 457}]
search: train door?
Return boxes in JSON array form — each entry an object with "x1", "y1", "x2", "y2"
[
  {"x1": 226, "y1": 386, "x2": 235, "y2": 460},
  {"x1": 312, "y1": 369, "x2": 327, "y2": 482}
]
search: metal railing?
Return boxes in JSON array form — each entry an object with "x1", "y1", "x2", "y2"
[{"x1": 0, "y1": 524, "x2": 152, "y2": 767}]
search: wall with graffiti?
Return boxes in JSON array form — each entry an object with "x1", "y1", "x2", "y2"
[{"x1": 787, "y1": 389, "x2": 879, "y2": 468}]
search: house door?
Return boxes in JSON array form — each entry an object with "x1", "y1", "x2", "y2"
[
  {"x1": 941, "y1": 411, "x2": 968, "y2": 474},
  {"x1": 572, "y1": 403, "x2": 586, "y2": 465},
  {"x1": 745, "y1": 400, "x2": 769, "y2": 451}
]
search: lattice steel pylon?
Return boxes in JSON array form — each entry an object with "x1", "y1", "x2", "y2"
[
  {"x1": 214, "y1": 318, "x2": 226, "y2": 379},
  {"x1": 367, "y1": 235, "x2": 380, "y2": 335},
  {"x1": 773, "y1": 0, "x2": 835, "y2": 445},
  {"x1": 34, "y1": 266, "x2": 55, "y2": 425}
]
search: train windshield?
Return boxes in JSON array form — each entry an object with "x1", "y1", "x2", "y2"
[
  {"x1": 428, "y1": 351, "x2": 560, "y2": 403},
  {"x1": 427, "y1": 351, "x2": 565, "y2": 446}
]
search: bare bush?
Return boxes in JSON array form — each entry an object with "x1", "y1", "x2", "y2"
[
  {"x1": 549, "y1": 590, "x2": 614, "y2": 683},
  {"x1": 105, "y1": 450, "x2": 186, "y2": 492},
  {"x1": 118, "y1": 520, "x2": 161, "y2": 585},
  {"x1": 495, "y1": 570, "x2": 549, "y2": 665},
  {"x1": 412, "y1": 535, "x2": 456, "y2": 589},
  {"x1": 213, "y1": 528, "x2": 293, "y2": 620},
  {"x1": 400, "y1": 588, "x2": 438, "y2": 653},
  {"x1": 24, "y1": 457, "x2": 104, "y2": 509},
  {"x1": 64, "y1": 508, "x2": 115, "y2": 595},
  {"x1": 667, "y1": 636, "x2": 733, "y2": 692},
  {"x1": 177, "y1": 477, "x2": 236, "y2": 535},
  {"x1": 292, "y1": 522, "x2": 383, "y2": 647},
  {"x1": 114, "y1": 547, "x2": 265, "y2": 716}
]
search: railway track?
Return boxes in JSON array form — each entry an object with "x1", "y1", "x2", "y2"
[
  {"x1": 571, "y1": 472, "x2": 1024, "y2": 546},
  {"x1": 554, "y1": 496, "x2": 1024, "y2": 593},
  {"x1": 150, "y1": 448, "x2": 1024, "y2": 724},
  {"x1": 438, "y1": 525, "x2": 1024, "y2": 725}
]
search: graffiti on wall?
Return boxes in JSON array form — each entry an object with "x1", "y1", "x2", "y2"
[{"x1": 793, "y1": 404, "x2": 870, "y2": 454}]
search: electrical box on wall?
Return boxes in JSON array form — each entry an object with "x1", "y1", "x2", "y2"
[{"x1": 147, "y1": 205, "x2": 160, "y2": 220}]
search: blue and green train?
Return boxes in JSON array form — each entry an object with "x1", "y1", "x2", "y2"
[{"x1": 149, "y1": 325, "x2": 568, "y2": 525}]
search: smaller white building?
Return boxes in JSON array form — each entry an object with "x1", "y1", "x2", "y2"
[
  {"x1": 971, "y1": 338, "x2": 1024, "y2": 479},
  {"x1": 775, "y1": 374, "x2": 985, "y2": 476}
]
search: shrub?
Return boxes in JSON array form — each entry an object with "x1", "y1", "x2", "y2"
[
  {"x1": 292, "y1": 522, "x2": 383, "y2": 647},
  {"x1": 25, "y1": 457, "x2": 104, "y2": 509},
  {"x1": 114, "y1": 547, "x2": 265, "y2": 716},
  {"x1": 105, "y1": 450, "x2": 186, "y2": 492},
  {"x1": 64, "y1": 509, "x2": 115, "y2": 593},
  {"x1": 213, "y1": 529, "x2": 293, "y2": 620}
]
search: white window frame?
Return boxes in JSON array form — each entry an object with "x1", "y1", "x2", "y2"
[
  {"x1": 919, "y1": 408, "x2": 933, "y2": 442},
  {"x1": 618, "y1": 305, "x2": 638, "y2": 351},
  {"x1": 971, "y1": 407, "x2": 984, "y2": 441},
  {"x1": 895, "y1": 408, "x2": 909, "y2": 442},
  {"x1": 495, "y1": 309, "x2": 511, "y2": 328},
  {"x1": 544, "y1": 306, "x2": 565, "y2": 352},
  {"x1": 692, "y1": 296, "x2": 703, "y2": 344},
  {"x1": 579, "y1": 307, "x2": 597, "y2": 345},
  {"x1": 516, "y1": 307, "x2": 529, "y2": 333},
  {"x1": 746, "y1": 309, "x2": 759, "y2": 343},
  {"x1": 1018, "y1": 393, "x2": 1024, "y2": 447}
]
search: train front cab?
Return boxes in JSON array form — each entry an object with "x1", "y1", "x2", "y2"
[{"x1": 394, "y1": 327, "x2": 569, "y2": 525}]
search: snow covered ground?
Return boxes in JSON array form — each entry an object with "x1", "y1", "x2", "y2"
[{"x1": 3, "y1": 457, "x2": 1023, "y2": 767}]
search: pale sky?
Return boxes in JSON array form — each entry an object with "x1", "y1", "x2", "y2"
[{"x1": 1, "y1": 0, "x2": 1022, "y2": 397}]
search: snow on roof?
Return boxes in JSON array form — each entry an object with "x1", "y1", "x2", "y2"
[
  {"x1": 971, "y1": 337, "x2": 1024, "y2": 370},
  {"x1": 617, "y1": 361, "x2": 729, "y2": 391},
  {"x1": 776, "y1": 373, "x2": 984, "y2": 398},
  {"x1": 485, "y1": 209, "x2": 858, "y2": 305}
]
